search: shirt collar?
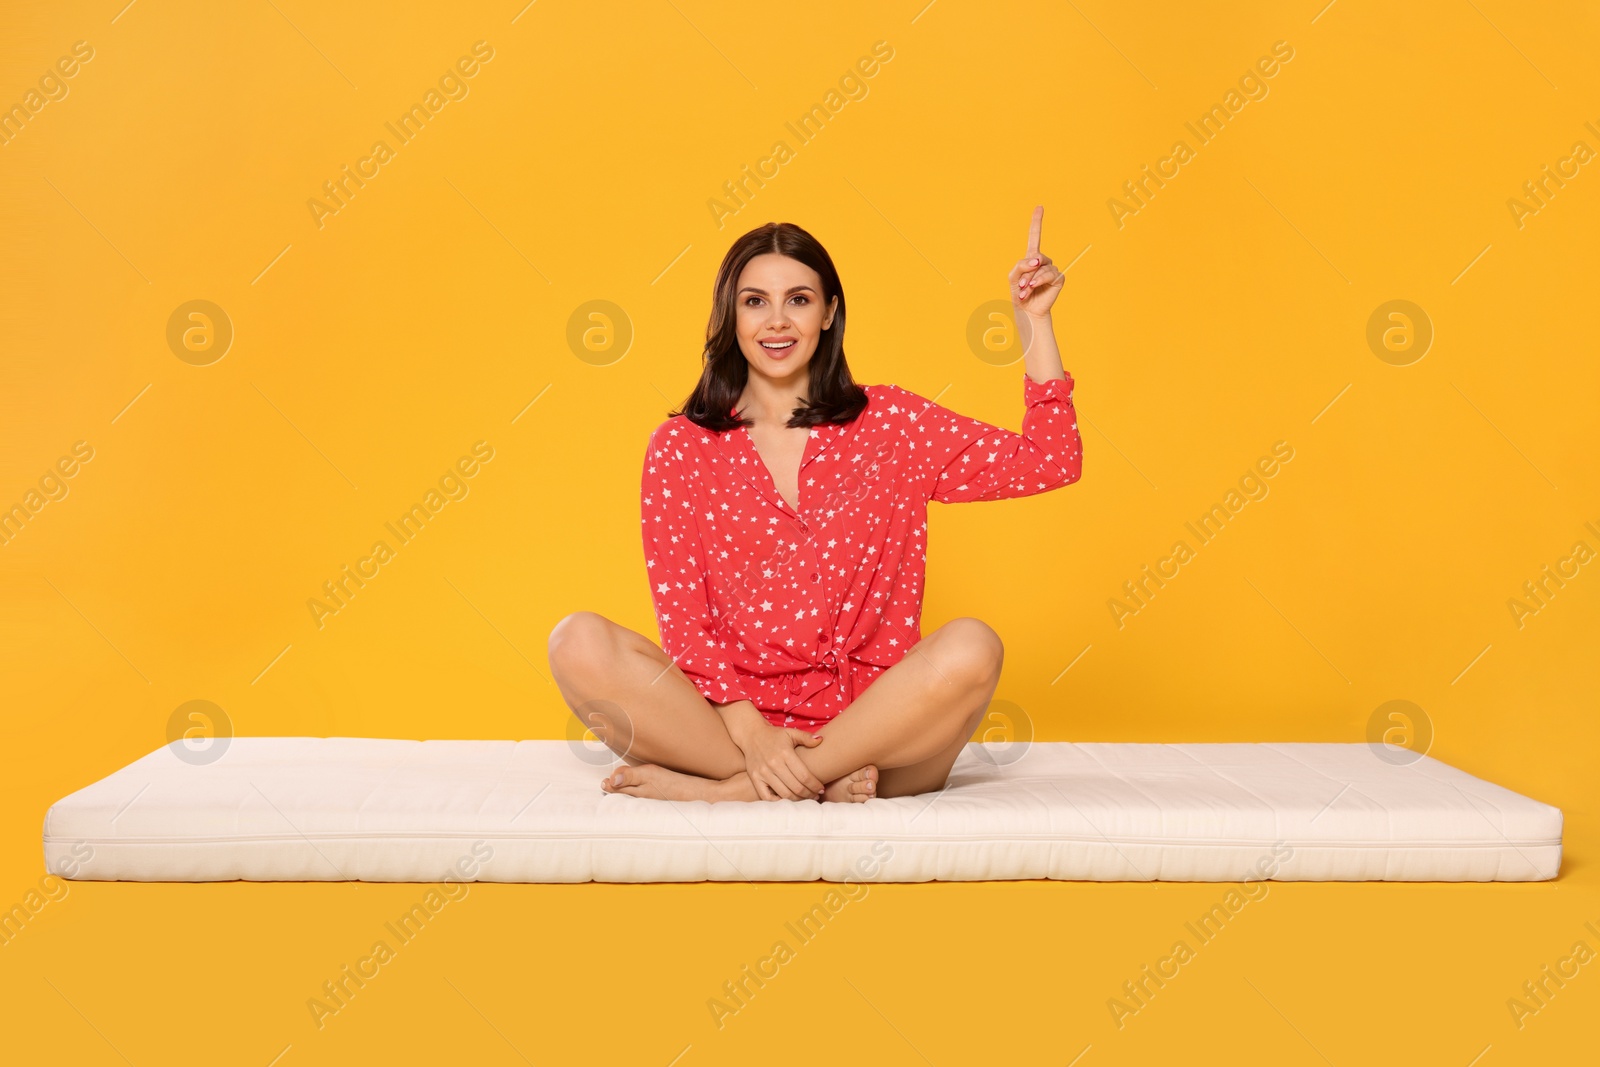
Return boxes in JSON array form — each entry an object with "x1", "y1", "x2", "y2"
[{"x1": 714, "y1": 415, "x2": 850, "y2": 517}]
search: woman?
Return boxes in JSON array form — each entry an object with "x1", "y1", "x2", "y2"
[{"x1": 548, "y1": 206, "x2": 1082, "y2": 803}]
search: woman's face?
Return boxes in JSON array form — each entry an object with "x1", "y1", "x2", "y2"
[{"x1": 734, "y1": 253, "x2": 838, "y2": 387}]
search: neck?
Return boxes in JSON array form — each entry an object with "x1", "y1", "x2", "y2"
[{"x1": 739, "y1": 366, "x2": 811, "y2": 425}]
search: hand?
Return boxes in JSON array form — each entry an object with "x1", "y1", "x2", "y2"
[
  {"x1": 1009, "y1": 204, "x2": 1065, "y2": 318},
  {"x1": 735, "y1": 719, "x2": 826, "y2": 801}
]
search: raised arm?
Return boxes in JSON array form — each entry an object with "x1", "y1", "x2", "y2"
[
  {"x1": 897, "y1": 372, "x2": 1083, "y2": 503},
  {"x1": 908, "y1": 203, "x2": 1085, "y2": 503},
  {"x1": 640, "y1": 425, "x2": 755, "y2": 705}
]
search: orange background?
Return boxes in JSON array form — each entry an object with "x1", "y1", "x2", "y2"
[{"x1": 2, "y1": 0, "x2": 1597, "y2": 1062}]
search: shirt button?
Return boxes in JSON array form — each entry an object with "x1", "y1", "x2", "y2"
[
  {"x1": 810, "y1": 572, "x2": 820, "y2": 582},
  {"x1": 819, "y1": 632, "x2": 831, "y2": 645}
]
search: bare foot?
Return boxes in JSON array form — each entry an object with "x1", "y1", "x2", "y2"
[
  {"x1": 602, "y1": 766, "x2": 832, "y2": 803},
  {"x1": 822, "y1": 765, "x2": 878, "y2": 803},
  {"x1": 601, "y1": 763, "x2": 729, "y2": 801}
]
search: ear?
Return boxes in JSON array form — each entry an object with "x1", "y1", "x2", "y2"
[{"x1": 824, "y1": 295, "x2": 839, "y2": 330}]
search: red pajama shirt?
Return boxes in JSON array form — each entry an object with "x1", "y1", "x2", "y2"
[{"x1": 640, "y1": 371, "x2": 1083, "y2": 733}]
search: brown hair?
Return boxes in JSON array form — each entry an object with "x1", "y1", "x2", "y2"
[{"x1": 672, "y1": 221, "x2": 869, "y2": 433}]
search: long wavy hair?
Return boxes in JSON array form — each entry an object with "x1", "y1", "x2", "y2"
[{"x1": 673, "y1": 222, "x2": 870, "y2": 433}]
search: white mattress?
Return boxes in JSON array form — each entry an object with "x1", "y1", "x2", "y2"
[{"x1": 41, "y1": 738, "x2": 1562, "y2": 883}]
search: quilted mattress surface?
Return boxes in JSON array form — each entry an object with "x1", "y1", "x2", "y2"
[{"x1": 41, "y1": 737, "x2": 1563, "y2": 883}]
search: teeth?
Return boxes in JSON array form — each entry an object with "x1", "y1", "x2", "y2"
[{"x1": 761, "y1": 341, "x2": 795, "y2": 349}]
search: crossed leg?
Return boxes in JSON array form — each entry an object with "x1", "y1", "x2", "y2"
[{"x1": 546, "y1": 612, "x2": 1003, "y2": 801}]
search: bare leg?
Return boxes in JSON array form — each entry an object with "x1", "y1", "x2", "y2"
[
  {"x1": 547, "y1": 611, "x2": 748, "y2": 781},
  {"x1": 875, "y1": 700, "x2": 989, "y2": 799},
  {"x1": 548, "y1": 613, "x2": 1003, "y2": 801},
  {"x1": 791, "y1": 618, "x2": 1004, "y2": 795},
  {"x1": 552, "y1": 613, "x2": 869, "y2": 802}
]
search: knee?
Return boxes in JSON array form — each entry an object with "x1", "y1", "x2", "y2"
[
  {"x1": 933, "y1": 617, "x2": 1004, "y2": 689},
  {"x1": 547, "y1": 611, "x2": 616, "y2": 678}
]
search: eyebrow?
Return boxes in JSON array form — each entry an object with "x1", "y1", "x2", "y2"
[{"x1": 737, "y1": 285, "x2": 816, "y2": 295}]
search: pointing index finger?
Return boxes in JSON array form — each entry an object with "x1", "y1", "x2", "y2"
[{"x1": 1026, "y1": 204, "x2": 1043, "y2": 257}]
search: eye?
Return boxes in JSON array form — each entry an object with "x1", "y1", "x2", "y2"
[
  {"x1": 791, "y1": 295, "x2": 810, "y2": 305},
  {"x1": 743, "y1": 296, "x2": 763, "y2": 307}
]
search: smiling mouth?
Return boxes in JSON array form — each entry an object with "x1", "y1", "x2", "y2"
[{"x1": 759, "y1": 339, "x2": 798, "y2": 357}]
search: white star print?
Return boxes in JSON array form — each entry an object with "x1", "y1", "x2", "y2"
[{"x1": 640, "y1": 373, "x2": 1082, "y2": 728}]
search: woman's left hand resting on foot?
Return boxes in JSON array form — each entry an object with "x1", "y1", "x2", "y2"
[{"x1": 714, "y1": 699, "x2": 826, "y2": 801}]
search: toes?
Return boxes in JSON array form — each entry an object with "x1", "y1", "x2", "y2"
[
  {"x1": 602, "y1": 766, "x2": 640, "y2": 793},
  {"x1": 845, "y1": 766, "x2": 877, "y2": 799},
  {"x1": 817, "y1": 766, "x2": 880, "y2": 803}
]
